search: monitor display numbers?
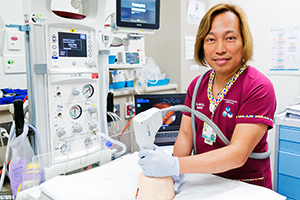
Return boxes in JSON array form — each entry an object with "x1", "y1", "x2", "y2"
[{"x1": 126, "y1": 52, "x2": 140, "y2": 64}]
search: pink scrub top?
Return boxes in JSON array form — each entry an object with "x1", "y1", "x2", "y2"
[{"x1": 183, "y1": 65, "x2": 276, "y2": 189}]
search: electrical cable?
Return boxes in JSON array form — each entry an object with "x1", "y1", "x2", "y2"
[
  {"x1": 0, "y1": 121, "x2": 15, "y2": 191},
  {"x1": 0, "y1": 127, "x2": 8, "y2": 178},
  {"x1": 84, "y1": 164, "x2": 92, "y2": 172},
  {"x1": 23, "y1": 94, "x2": 28, "y2": 103},
  {"x1": 107, "y1": 111, "x2": 124, "y2": 134},
  {"x1": 0, "y1": 128, "x2": 7, "y2": 167},
  {"x1": 109, "y1": 114, "x2": 135, "y2": 149},
  {"x1": 108, "y1": 112, "x2": 120, "y2": 133},
  {"x1": 0, "y1": 161, "x2": 10, "y2": 175}
]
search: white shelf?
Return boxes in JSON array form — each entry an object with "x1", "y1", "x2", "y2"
[
  {"x1": 109, "y1": 63, "x2": 143, "y2": 70},
  {"x1": 111, "y1": 83, "x2": 177, "y2": 97},
  {"x1": 0, "y1": 104, "x2": 11, "y2": 112}
]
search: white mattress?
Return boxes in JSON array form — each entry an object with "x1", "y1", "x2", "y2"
[{"x1": 39, "y1": 152, "x2": 286, "y2": 200}]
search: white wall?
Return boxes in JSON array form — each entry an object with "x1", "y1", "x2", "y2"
[
  {"x1": 209, "y1": 0, "x2": 300, "y2": 187},
  {"x1": 0, "y1": 1, "x2": 143, "y2": 89},
  {"x1": 0, "y1": 0, "x2": 27, "y2": 89}
]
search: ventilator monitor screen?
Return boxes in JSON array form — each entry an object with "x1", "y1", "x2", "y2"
[
  {"x1": 58, "y1": 32, "x2": 87, "y2": 57},
  {"x1": 116, "y1": 0, "x2": 160, "y2": 29},
  {"x1": 126, "y1": 52, "x2": 139, "y2": 64}
]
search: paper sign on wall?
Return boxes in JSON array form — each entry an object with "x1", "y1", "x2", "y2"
[
  {"x1": 267, "y1": 24, "x2": 300, "y2": 74},
  {"x1": 187, "y1": 0, "x2": 205, "y2": 25},
  {"x1": 185, "y1": 36, "x2": 196, "y2": 60}
]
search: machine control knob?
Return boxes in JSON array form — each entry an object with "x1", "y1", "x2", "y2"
[
  {"x1": 89, "y1": 122, "x2": 97, "y2": 130},
  {"x1": 72, "y1": 88, "x2": 80, "y2": 96},
  {"x1": 56, "y1": 127, "x2": 66, "y2": 137},
  {"x1": 85, "y1": 60, "x2": 96, "y2": 68},
  {"x1": 88, "y1": 106, "x2": 97, "y2": 114},
  {"x1": 73, "y1": 123, "x2": 83, "y2": 133}
]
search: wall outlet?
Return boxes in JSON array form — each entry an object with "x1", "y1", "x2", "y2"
[
  {"x1": 125, "y1": 102, "x2": 135, "y2": 119},
  {"x1": 114, "y1": 104, "x2": 120, "y2": 117},
  {"x1": 3, "y1": 54, "x2": 26, "y2": 74}
]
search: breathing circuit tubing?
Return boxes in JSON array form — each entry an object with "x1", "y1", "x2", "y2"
[
  {"x1": 160, "y1": 104, "x2": 271, "y2": 160},
  {"x1": 96, "y1": 132, "x2": 127, "y2": 158}
]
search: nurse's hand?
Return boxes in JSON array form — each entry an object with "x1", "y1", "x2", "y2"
[{"x1": 138, "y1": 145, "x2": 180, "y2": 177}]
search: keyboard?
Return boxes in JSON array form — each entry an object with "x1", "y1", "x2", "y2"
[
  {"x1": 154, "y1": 131, "x2": 178, "y2": 146},
  {"x1": 156, "y1": 132, "x2": 178, "y2": 138}
]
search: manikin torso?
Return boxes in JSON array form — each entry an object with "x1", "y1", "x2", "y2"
[{"x1": 136, "y1": 173, "x2": 175, "y2": 200}]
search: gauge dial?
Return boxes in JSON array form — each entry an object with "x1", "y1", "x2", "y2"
[
  {"x1": 60, "y1": 143, "x2": 70, "y2": 155},
  {"x1": 82, "y1": 84, "x2": 94, "y2": 98},
  {"x1": 69, "y1": 104, "x2": 82, "y2": 119},
  {"x1": 84, "y1": 137, "x2": 93, "y2": 149}
]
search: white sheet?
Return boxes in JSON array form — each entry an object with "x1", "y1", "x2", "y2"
[{"x1": 40, "y1": 152, "x2": 286, "y2": 200}]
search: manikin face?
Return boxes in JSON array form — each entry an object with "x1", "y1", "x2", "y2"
[{"x1": 203, "y1": 11, "x2": 244, "y2": 77}]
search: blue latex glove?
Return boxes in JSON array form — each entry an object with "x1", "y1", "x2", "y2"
[
  {"x1": 172, "y1": 174, "x2": 185, "y2": 193},
  {"x1": 138, "y1": 145, "x2": 180, "y2": 177}
]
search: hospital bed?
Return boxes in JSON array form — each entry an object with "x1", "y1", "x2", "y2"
[{"x1": 16, "y1": 151, "x2": 286, "y2": 200}]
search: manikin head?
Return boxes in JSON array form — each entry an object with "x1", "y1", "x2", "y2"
[{"x1": 136, "y1": 173, "x2": 175, "y2": 200}]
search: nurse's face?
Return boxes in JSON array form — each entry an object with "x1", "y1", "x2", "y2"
[{"x1": 203, "y1": 11, "x2": 244, "y2": 76}]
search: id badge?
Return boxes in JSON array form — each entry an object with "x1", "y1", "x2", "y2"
[{"x1": 202, "y1": 122, "x2": 217, "y2": 144}]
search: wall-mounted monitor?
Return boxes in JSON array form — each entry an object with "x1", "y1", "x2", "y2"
[{"x1": 116, "y1": 0, "x2": 160, "y2": 30}]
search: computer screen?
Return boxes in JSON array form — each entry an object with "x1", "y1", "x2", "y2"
[
  {"x1": 116, "y1": 0, "x2": 160, "y2": 30},
  {"x1": 134, "y1": 93, "x2": 186, "y2": 132}
]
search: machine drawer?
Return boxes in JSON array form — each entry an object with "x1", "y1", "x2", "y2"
[
  {"x1": 278, "y1": 151, "x2": 300, "y2": 178},
  {"x1": 279, "y1": 140, "x2": 300, "y2": 154},
  {"x1": 277, "y1": 174, "x2": 300, "y2": 200},
  {"x1": 279, "y1": 125, "x2": 300, "y2": 143}
]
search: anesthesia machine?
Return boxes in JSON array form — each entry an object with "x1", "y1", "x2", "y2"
[
  {"x1": 11, "y1": 0, "x2": 161, "y2": 183},
  {"x1": 19, "y1": 0, "x2": 114, "y2": 181}
]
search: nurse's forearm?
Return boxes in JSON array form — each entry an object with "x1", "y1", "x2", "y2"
[
  {"x1": 173, "y1": 131, "x2": 193, "y2": 157},
  {"x1": 178, "y1": 145, "x2": 245, "y2": 174}
]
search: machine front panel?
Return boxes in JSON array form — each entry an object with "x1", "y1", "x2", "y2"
[
  {"x1": 48, "y1": 26, "x2": 97, "y2": 73},
  {"x1": 48, "y1": 74, "x2": 101, "y2": 163}
]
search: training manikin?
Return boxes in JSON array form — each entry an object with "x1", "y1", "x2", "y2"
[{"x1": 136, "y1": 173, "x2": 175, "y2": 200}]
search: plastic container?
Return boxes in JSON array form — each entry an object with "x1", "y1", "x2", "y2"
[
  {"x1": 147, "y1": 79, "x2": 169, "y2": 87},
  {"x1": 109, "y1": 81, "x2": 126, "y2": 89},
  {"x1": 108, "y1": 55, "x2": 116, "y2": 64},
  {"x1": 125, "y1": 80, "x2": 134, "y2": 87}
]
